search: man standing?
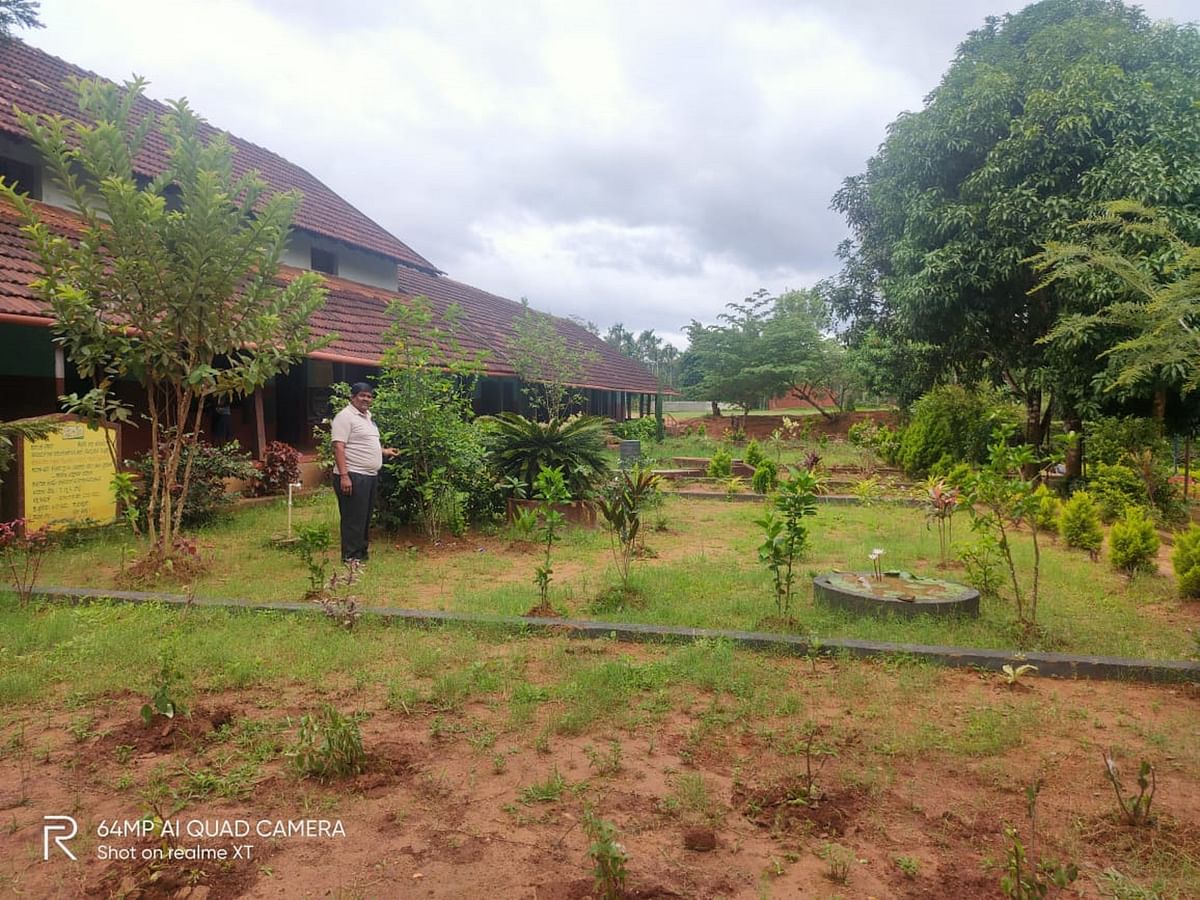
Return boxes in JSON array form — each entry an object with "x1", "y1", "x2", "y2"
[{"x1": 331, "y1": 383, "x2": 398, "y2": 564}]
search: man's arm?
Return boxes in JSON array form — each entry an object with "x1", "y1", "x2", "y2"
[{"x1": 332, "y1": 441, "x2": 352, "y2": 495}]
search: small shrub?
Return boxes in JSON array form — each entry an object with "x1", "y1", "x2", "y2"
[
  {"x1": 820, "y1": 842, "x2": 853, "y2": 884},
  {"x1": 289, "y1": 704, "x2": 366, "y2": 779},
  {"x1": 846, "y1": 421, "x2": 873, "y2": 447},
  {"x1": 962, "y1": 435, "x2": 1044, "y2": 627},
  {"x1": 1109, "y1": 507, "x2": 1159, "y2": 574},
  {"x1": 757, "y1": 467, "x2": 820, "y2": 618},
  {"x1": 744, "y1": 439, "x2": 765, "y2": 468},
  {"x1": 874, "y1": 424, "x2": 903, "y2": 467},
  {"x1": 1001, "y1": 781, "x2": 1078, "y2": 899},
  {"x1": 958, "y1": 535, "x2": 1004, "y2": 599},
  {"x1": 898, "y1": 383, "x2": 1019, "y2": 475},
  {"x1": 317, "y1": 560, "x2": 363, "y2": 629},
  {"x1": 253, "y1": 441, "x2": 302, "y2": 496},
  {"x1": 0, "y1": 518, "x2": 52, "y2": 607},
  {"x1": 533, "y1": 466, "x2": 571, "y2": 605},
  {"x1": 611, "y1": 416, "x2": 657, "y2": 442},
  {"x1": 895, "y1": 856, "x2": 920, "y2": 878},
  {"x1": 1032, "y1": 485, "x2": 1061, "y2": 532},
  {"x1": 294, "y1": 523, "x2": 333, "y2": 595},
  {"x1": 1171, "y1": 524, "x2": 1200, "y2": 598},
  {"x1": 141, "y1": 652, "x2": 186, "y2": 726},
  {"x1": 1059, "y1": 490, "x2": 1103, "y2": 556},
  {"x1": 706, "y1": 447, "x2": 733, "y2": 479},
  {"x1": 1102, "y1": 751, "x2": 1156, "y2": 826},
  {"x1": 582, "y1": 805, "x2": 628, "y2": 900},
  {"x1": 751, "y1": 460, "x2": 778, "y2": 494},
  {"x1": 851, "y1": 476, "x2": 884, "y2": 506},
  {"x1": 1086, "y1": 416, "x2": 1166, "y2": 467},
  {"x1": 723, "y1": 474, "x2": 744, "y2": 498},
  {"x1": 598, "y1": 466, "x2": 662, "y2": 589},
  {"x1": 129, "y1": 436, "x2": 258, "y2": 528},
  {"x1": 1089, "y1": 464, "x2": 1149, "y2": 524},
  {"x1": 510, "y1": 505, "x2": 539, "y2": 540}
]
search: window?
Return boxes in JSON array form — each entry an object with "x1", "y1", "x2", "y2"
[
  {"x1": 310, "y1": 246, "x2": 338, "y2": 275},
  {"x1": 0, "y1": 156, "x2": 40, "y2": 199}
]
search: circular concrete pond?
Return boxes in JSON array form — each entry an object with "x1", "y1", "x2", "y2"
[{"x1": 813, "y1": 571, "x2": 980, "y2": 618}]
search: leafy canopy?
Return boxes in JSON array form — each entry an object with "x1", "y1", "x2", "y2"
[
  {"x1": 1, "y1": 76, "x2": 327, "y2": 555},
  {"x1": 831, "y1": 0, "x2": 1200, "y2": 431},
  {"x1": 682, "y1": 289, "x2": 847, "y2": 418}
]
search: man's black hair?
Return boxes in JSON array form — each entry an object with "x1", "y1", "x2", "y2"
[{"x1": 350, "y1": 382, "x2": 375, "y2": 397}]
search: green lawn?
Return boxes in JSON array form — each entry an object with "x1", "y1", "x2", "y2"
[{"x1": 28, "y1": 489, "x2": 1198, "y2": 660}]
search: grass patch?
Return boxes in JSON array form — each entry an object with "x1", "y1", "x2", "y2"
[{"x1": 24, "y1": 482, "x2": 1197, "y2": 660}]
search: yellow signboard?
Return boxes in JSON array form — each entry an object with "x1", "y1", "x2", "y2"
[{"x1": 22, "y1": 422, "x2": 118, "y2": 530}]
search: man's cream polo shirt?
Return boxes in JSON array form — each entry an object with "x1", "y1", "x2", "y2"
[{"x1": 330, "y1": 404, "x2": 383, "y2": 475}]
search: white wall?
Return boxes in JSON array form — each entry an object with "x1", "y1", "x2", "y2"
[{"x1": 283, "y1": 231, "x2": 397, "y2": 290}]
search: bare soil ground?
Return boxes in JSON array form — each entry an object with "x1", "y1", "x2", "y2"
[{"x1": 2, "y1": 643, "x2": 1198, "y2": 899}]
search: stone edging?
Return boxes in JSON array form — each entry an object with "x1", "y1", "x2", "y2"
[
  {"x1": 30, "y1": 586, "x2": 1199, "y2": 684},
  {"x1": 666, "y1": 490, "x2": 921, "y2": 507}
]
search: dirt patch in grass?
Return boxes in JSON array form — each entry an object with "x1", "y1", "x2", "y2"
[
  {"x1": 101, "y1": 703, "x2": 237, "y2": 755},
  {"x1": 3, "y1": 638, "x2": 1199, "y2": 898}
]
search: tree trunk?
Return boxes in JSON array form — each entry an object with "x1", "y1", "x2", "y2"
[
  {"x1": 1186, "y1": 434, "x2": 1192, "y2": 503},
  {"x1": 1064, "y1": 413, "x2": 1083, "y2": 481},
  {"x1": 1024, "y1": 387, "x2": 1042, "y2": 450},
  {"x1": 791, "y1": 384, "x2": 836, "y2": 422},
  {"x1": 710, "y1": 400, "x2": 721, "y2": 417},
  {"x1": 1153, "y1": 387, "x2": 1167, "y2": 425},
  {"x1": 1022, "y1": 387, "x2": 1042, "y2": 479}
]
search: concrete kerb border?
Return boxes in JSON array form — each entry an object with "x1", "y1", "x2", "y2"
[
  {"x1": 30, "y1": 586, "x2": 1200, "y2": 684},
  {"x1": 665, "y1": 490, "x2": 922, "y2": 507}
]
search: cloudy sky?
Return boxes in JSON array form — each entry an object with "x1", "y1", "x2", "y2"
[{"x1": 25, "y1": 0, "x2": 1199, "y2": 347}]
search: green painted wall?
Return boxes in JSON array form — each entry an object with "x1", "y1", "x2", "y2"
[{"x1": 0, "y1": 325, "x2": 53, "y2": 376}]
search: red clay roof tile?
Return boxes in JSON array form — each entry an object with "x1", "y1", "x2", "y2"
[
  {"x1": 0, "y1": 199, "x2": 668, "y2": 395},
  {"x1": 0, "y1": 40, "x2": 438, "y2": 273}
]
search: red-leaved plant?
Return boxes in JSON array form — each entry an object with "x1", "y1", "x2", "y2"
[{"x1": 253, "y1": 441, "x2": 302, "y2": 497}]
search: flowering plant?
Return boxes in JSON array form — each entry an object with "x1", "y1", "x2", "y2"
[{"x1": 869, "y1": 547, "x2": 885, "y2": 580}]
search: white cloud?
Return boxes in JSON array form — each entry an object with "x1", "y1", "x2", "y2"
[{"x1": 26, "y1": 0, "x2": 1200, "y2": 346}]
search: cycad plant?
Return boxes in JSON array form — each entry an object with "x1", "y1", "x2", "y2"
[{"x1": 482, "y1": 413, "x2": 611, "y2": 498}]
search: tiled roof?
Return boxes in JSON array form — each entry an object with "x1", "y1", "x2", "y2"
[
  {"x1": 0, "y1": 195, "x2": 77, "y2": 318},
  {"x1": 0, "y1": 39, "x2": 438, "y2": 273},
  {"x1": 0, "y1": 198, "x2": 668, "y2": 395},
  {"x1": 394, "y1": 267, "x2": 667, "y2": 393}
]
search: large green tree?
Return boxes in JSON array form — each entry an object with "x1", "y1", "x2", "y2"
[
  {"x1": 681, "y1": 288, "x2": 843, "y2": 422},
  {"x1": 831, "y1": 0, "x2": 1200, "y2": 461},
  {"x1": 682, "y1": 291, "x2": 786, "y2": 422},
  {"x1": 2, "y1": 77, "x2": 327, "y2": 560},
  {"x1": 1035, "y1": 201, "x2": 1200, "y2": 399}
]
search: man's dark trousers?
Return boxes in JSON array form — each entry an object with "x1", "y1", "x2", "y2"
[{"x1": 334, "y1": 472, "x2": 378, "y2": 562}]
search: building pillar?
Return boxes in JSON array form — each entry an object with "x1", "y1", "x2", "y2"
[{"x1": 253, "y1": 391, "x2": 267, "y2": 459}]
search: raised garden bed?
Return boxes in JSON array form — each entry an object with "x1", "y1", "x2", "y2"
[
  {"x1": 814, "y1": 571, "x2": 980, "y2": 618},
  {"x1": 506, "y1": 497, "x2": 598, "y2": 527}
]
